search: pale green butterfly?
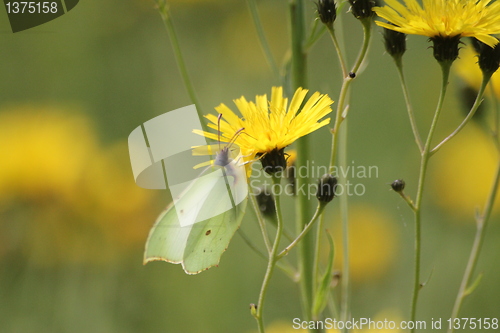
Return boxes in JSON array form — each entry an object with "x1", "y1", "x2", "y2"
[{"x1": 144, "y1": 120, "x2": 248, "y2": 274}]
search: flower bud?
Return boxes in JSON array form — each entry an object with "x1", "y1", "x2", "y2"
[
  {"x1": 348, "y1": 0, "x2": 376, "y2": 19},
  {"x1": 390, "y1": 179, "x2": 405, "y2": 192},
  {"x1": 431, "y1": 35, "x2": 461, "y2": 63},
  {"x1": 316, "y1": 174, "x2": 338, "y2": 203},
  {"x1": 316, "y1": 0, "x2": 337, "y2": 27},
  {"x1": 255, "y1": 187, "x2": 276, "y2": 218},
  {"x1": 383, "y1": 27, "x2": 406, "y2": 60},
  {"x1": 250, "y1": 303, "x2": 257, "y2": 317},
  {"x1": 257, "y1": 148, "x2": 287, "y2": 175},
  {"x1": 475, "y1": 38, "x2": 500, "y2": 76}
]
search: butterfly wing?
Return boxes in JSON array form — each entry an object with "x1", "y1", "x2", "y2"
[{"x1": 144, "y1": 159, "x2": 247, "y2": 274}]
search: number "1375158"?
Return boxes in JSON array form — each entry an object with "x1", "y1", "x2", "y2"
[{"x1": 6, "y1": 2, "x2": 58, "y2": 14}]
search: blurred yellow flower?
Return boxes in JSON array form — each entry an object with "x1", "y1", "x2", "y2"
[
  {"x1": 0, "y1": 106, "x2": 158, "y2": 265},
  {"x1": 0, "y1": 107, "x2": 98, "y2": 204},
  {"x1": 430, "y1": 126, "x2": 499, "y2": 220},
  {"x1": 332, "y1": 204, "x2": 399, "y2": 282}
]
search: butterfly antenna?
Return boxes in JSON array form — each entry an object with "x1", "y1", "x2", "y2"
[
  {"x1": 227, "y1": 128, "x2": 245, "y2": 149},
  {"x1": 241, "y1": 131, "x2": 257, "y2": 141},
  {"x1": 217, "y1": 113, "x2": 223, "y2": 151}
]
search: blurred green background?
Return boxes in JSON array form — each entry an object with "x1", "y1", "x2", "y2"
[{"x1": 0, "y1": 0, "x2": 499, "y2": 332}]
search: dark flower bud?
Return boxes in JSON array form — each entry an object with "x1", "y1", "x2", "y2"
[
  {"x1": 316, "y1": 0, "x2": 337, "y2": 27},
  {"x1": 383, "y1": 27, "x2": 406, "y2": 60},
  {"x1": 430, "y1": 35, "x2": 461, "y2": 63},
  {"x1": 348, "y1": 0, "x2": 376, "y2": 19},
  {"x1": 255, "y1": 187, "x2": 276, "y2": 218},
  {"x1": 257, "y1": 147, "x2": 287, "y2": 175},
  {"x1": 390, "y1": 179, "x2": 405, "y2": 192},
  {"x1": 476, "y1": 38, "x2": 500, "y2": 75},
  {"x1": 316, "y1": 174, "x2": 338, "y2": 203}
]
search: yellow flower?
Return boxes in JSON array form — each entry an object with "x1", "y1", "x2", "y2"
[
  {"x1": 194, "y1": 87, "x2": 333, "y2": 174},
  {"x1": 0, "y1": 106, "x2": 158, "y2": 265},
  {"x1": 0, "y1": 107, "x2": 98, "y2": 204},
  {"x1": 430, "y1": 126, "x2": 500, "y2": 220},
  {"x1": 374, "y1": 0, "x2": 500, "y2": 47}
]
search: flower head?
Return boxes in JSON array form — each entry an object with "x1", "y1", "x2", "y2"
[
  {"x1": 349, "y1": 0, "x2": 377, "y2": 20},
  {"x1": 316, "y1": 0, "x2": 337, "y2": 27},
  {"x1": 383, "y1": 26, "x2": 407, "y2": 60},
  {"x1": 374, "y1": 0, "x2": 500, "y2": 48},
  {"x1": 194, "y1": 87, "x2": 333, "y2": 174}
]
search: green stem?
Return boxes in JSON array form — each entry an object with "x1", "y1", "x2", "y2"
[
  {"x1": 327, "y1": 26, "x2": 348, "y2": 78},
  {"x1": 448, "y1": 146, "x2": 500, "y2": 332},
  {"x1": 323, "y1": 20, "x2": 371, "y2": 332},
  {"x1": 338, "y1": 119, "x2": 350, "y2": 333},
  {"x1": 350, "y1": 19, "x2": 372, "y2": 76},
  {"x1": 253, "y1": 176, "x2": 284, "y2": 333},
  {"x1": 278, "y1": 203, "x2": 325, "y2": 259},
  {"x1": 312, "y1": 13, "x2": 346, "y2": 320},
  {"x1": 410, "y1": 61, "x2": 452, "y2": 332},
  {"x1": 155, "y1": 0, "x2": 205, "y2": 128},
  {"x1": 431, "y1": 73, "x2": 492, "y2": 155},
  {"x1": 397, "y1": 191, "x2": 417, "y2": 212},
  {"x1": 305, "y1": 20, "x2": 327, "y2": 52},
  {"x1": 289, "y1": 0, "x2": 316, "y2": 326},
  {"x1": 329, "y1": 18, "x2": 372, "y2": 169},
  {"x1": 395, "y1": 57, "x2": 424, "y2": 153},
  {"x1": 246, "y1": 0, "x2": 280, "y2": 81},
  {"x1": 249, "y1": 194, "x2": 272, "y2": 253}
]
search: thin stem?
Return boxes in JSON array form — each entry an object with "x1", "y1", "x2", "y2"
[
  {"x1": 246, "y1": 0, "x2": 280, "y2": 80},
  {"x1": 254, "y1": 176, "x2": 284, "y2": 333},
  {"x1": 322, "y1": 20, "x2": 372, "y2": 332},
  {"x1": 327, "y1": 26, "x2": 348, "y2": 78},
  {"x1": 338, "y1": 119, "x2": 350, "y2": 333},
  {"x1": 250, "y1": 194, "x2": 272, "y2": 253},
  {"x1": 350, "y1": 19, "x2": 372, "y2": 76},
  {"x1": 448, "y1": 147, "x2": 500, "y2": 332},
  {"x1": 410, "y1": 61, "x2": 452, "y2": 332},
  {"x1": 397, "y1": 191, "x2": 417, "y2": 212},
  {"x1": 305, "y1": 20, "x2": 327, "y2": 52},
  {"x1": 278, "y1": 204, "x2": 325, "y2": 259},
  {"x1": 329, "y1": 19, "x2": 372, "y2": 169},
  {"x1": 431, "y1": 74, "x2": 491, "y2": 155},
  {"x1": 312, "y1": 205, "x2": 325, "y2": 311},
  {"x1": 312, "y1": 11, "x2": 348, "y2": 322},
  {"x1": 493, "y1": 82, "x2": 500, "y2": 137},
  {"x1": 155, "y1": 0, "x2": 205, "y2": 128},
  {"x1": 394, "y1": 57, "x2": 424, "y2": 153}
]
